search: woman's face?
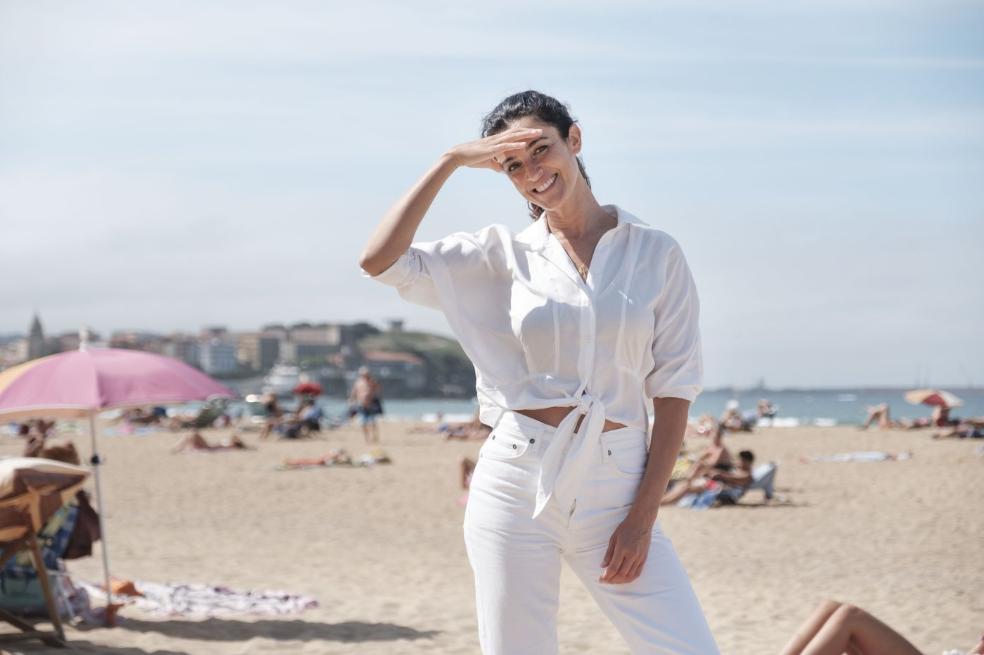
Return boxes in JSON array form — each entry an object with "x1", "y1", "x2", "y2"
[{"x1": 494, "y1": 116, "x2": 582, "y2": 211}]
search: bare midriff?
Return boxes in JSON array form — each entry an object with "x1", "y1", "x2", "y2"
[{"x1": 516, "y1": 406, "x2": 627, "y2": 433}]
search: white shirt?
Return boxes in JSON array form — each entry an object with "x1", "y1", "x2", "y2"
[{"x1": 363, "y1": 204, "x2": 703, "y2": 517}]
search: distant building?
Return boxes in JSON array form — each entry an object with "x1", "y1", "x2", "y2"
[
  {"x1": 27, "y1": 313, "x2": 45, "y2": 360},
  {"x1": 162, "y1": 334, "x2": 201, "y2": 368},
  {"x1": 236, "y1": 332, "x2": 281, "y2": 372},
  {"x1": 275, "y1": 323, "x2": 345, "y2": 366},
  {"x1": 362, "y1": 350, "x2": 427, "y2": 394},
  {"x1": 54, "y1": 332, "x2": 82, "y2": 352},
  {"x1": 109, "y1": 330, "x2": 165, "y2": 353},
  {"x1": 386, "y1": 319, "x2": 404, "y2": 333},
  {"x1": 200, "y1": 338, "x2": 238, "y2": 375},
  {"x1": 0, "y1": 338, "x2": 29, "y2": 368},
  {"x1": 289, "y1": 323, "x2": 342, "y2": 346}
]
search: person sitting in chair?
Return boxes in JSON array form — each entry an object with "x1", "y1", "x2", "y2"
[{"x1": 661, "y1": 450, "x2": 755, "y2": 506}]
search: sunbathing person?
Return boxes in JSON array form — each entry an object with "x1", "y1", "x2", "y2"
[
  {"x1": 282, "y1": 448, "x2": 354, "y2": 468},
  {"x1": 756, "y1": 398, "x2": 777, "y2": 419},
  {"x1": 168, "y1": 399, "x2": 230, "y2": 431},
  {"x1": 695, "y1": 423, "x2": 734, "y2": 472},
  {"x1": 171, "y1": 431, "x2": 251, "y2": 453},
  {"x1": 802, "y1": 451, "x2": 913, "y2": 463},
  {"x1": 23, "y1": 435, "x2": 82, "y2": 465},
  {"x1": 445, "y1": 414, "x2": 492, "y2": 441},
  {"x1": 259, "y1": 394, "x2": 285, "y2": 440},
  {"x1": 120, "y1": 406, "x2": 167, "y2": 426},
  {"x1": 661, "y1": 450, "x2": 755, "y2": 506},
  {"x1": 780, "y1": 598, "x2": 983, "y2": 655},
  {"x1": 860, "y1": 403, "x2": 964, "y2": 431},
  {"x1": 720, "y1": 400, "x2": 757, "y2": 432},
  {"x1": 933, "y1": 417, "x2": 984, "y2": 440}
]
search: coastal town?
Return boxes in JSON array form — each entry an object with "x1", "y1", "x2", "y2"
[{"x1": 0, "y1": 314, "x2": 476, "y2": 398}]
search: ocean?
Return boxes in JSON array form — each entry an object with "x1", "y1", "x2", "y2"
[{"x1": 225, "y1": 382, "x2": 984, "y2": 428}]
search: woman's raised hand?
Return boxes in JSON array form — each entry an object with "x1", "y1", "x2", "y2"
[{"x1": 446, "y1": 127, "x2": 543, "y2": 171}]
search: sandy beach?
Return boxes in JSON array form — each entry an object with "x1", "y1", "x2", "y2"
[{"x1": 1, "y1": 419, "x2": 980, "y2": 655}]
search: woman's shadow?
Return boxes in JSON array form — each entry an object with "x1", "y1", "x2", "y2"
[{"x1": 115, "y1": 617, "x2": 440, "y2": 643}]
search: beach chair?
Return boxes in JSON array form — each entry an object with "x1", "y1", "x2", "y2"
[
  {"x1": 745, "y1": 462, "x2": 777, "y2": 501},
  {"x1": 0, "y1": 532, "x2": 67, "y2": 647},
  {"x1": 175, "y1": 397, "x2": 230, "y2": 429},
  {"x1": 0, "y1": 458, "x2": 89, "y2": 648}
]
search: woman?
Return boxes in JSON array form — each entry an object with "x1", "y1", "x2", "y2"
[
  {"x1": 781, "y1": 599, "x2": 984, "y2": 655},
  {"x1": 360, "y1": 91, "x2": 718, "y2": 654}
]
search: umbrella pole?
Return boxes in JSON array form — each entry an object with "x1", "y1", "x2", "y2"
[{"x1": 87, "y1": 412, "x2": 114, "y2": 626}]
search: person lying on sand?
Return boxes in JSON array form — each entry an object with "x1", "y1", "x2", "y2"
[
  {"x1": 171, "y1": 431, "x2": 251, "y2": 454},
  {"x1": 800, "y1": 451, "x2": 913, "y2": 463},
  {"x1": 282, "y1": 448, "x2": 354, "y2": 468},
  {"x1": 933, "y1": 418, "x2": 984, "y2": 440},
  {"x1": 720, "y1": 400, "x2": 755, "y2": 432},
  {"x1": 860, "y1": 403, "x2": 962, "y2": 431},
  {"x1": 408, "y1": 410, "x2": 492, "y2": 441},
  {"x1": 780, "y1": 599, "x2": 984, "y2": 655},
  {"x1": 661, "y1": 450, "x2": 755, "y2": 506}
]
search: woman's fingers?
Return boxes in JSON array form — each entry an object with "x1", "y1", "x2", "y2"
[
  {"x1": 491, "y1": 127, "x2": 541, "y2": 143},
  {"x1": 600, "y1": 551, "x2": 628, "y2": 583},
  {"x1": 601, "y1": 533, "x2": 617, "y2": 568},
  {"x1": 491, "y1": 141, "x2": 528, "y2": 152}
]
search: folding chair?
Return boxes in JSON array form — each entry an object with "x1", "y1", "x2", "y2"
[{"x1": 0, "y1": 529, "x2": 66, "y2": 648}]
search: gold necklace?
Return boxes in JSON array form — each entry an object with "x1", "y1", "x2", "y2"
[{"x1": 575, "y1": 261, "x2": 588, "y2": 278}]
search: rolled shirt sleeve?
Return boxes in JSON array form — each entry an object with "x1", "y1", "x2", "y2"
[
  {"x1": 361, "y1": 246, "x2": 442, "y2": 310},
  {"x1": 643, "y1": 242, "x2": 703, "y2": 402},
  {"x1": 360, "y1": 229, "x2": 495, "y2": 312}
]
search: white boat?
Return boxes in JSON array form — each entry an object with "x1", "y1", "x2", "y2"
[{"x1": 261, "y1": 363, "x2": 302, "y2": 397}]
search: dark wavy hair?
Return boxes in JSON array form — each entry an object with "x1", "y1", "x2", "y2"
[{"x1": 481, "y1": 90, "x2": 591, "y2": 220}]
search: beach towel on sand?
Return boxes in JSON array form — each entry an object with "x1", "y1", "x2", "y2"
[{"x1": 81, "y1": 580, "x2": 318, "y2": 617}]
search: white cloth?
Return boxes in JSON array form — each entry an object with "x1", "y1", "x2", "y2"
[
  {"x1": 363, "y1": 204, "x2": 703, "y2": 517},
  {"x1": 464, "y1": 410, "x2": 720, "y2": 654}
]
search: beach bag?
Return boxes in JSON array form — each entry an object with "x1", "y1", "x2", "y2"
[
  {"x1": 63, "y1": 491, "x2": 101, "y2": 560},
  {"x1": 368, "y1": 396, "x2": 384, "y2": 416}
]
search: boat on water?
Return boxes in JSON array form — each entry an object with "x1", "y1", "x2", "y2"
[{"x1": 261, "y1": 363, "x2": 303, "y2": 397}]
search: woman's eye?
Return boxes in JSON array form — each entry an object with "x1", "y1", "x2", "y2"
[
  {"x1": 534, "y1": 145, "x2": 547, "y2": 155},
  {"x1": 507, "y1": 162, "x2": 520, "y2": 173}
]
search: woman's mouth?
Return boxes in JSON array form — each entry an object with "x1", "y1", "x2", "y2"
[{"x1": 531, "y1": 173, "x2": 558, "y2": 194}]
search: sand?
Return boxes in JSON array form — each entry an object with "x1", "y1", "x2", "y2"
[{"x1": 0, "y1": 420, "x2": 980, "y2": 655}]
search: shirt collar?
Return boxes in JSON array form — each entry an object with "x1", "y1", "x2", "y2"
[{"x1": 515, "y1": 204, "x2": 643, "y2": 251}]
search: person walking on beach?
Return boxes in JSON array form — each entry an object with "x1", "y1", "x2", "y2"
[
  {"x1": 348, "y1": 366, "x2": 382, "y2": 444},
  {"x1": 360, "y1": 90, "x2": 718, "y2": 654}
]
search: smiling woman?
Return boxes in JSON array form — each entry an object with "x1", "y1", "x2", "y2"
[
  {"x1": 480, "y1": 91, "x2": 592, "y2": 220},
  {"x1": 359, "y1": 90, "x2": 717, "y2": 655}
]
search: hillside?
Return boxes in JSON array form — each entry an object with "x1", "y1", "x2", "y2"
[{"x1": 357, "y1": 330, "x2": 475, "y2": 397}]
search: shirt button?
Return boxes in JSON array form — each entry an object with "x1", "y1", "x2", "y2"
[
  {"x1": 512, "y1": 444, "x2": 518, "y2": 450},
  {"x1": 529, "y1": 438, "x2": 536, "y2": 444}
]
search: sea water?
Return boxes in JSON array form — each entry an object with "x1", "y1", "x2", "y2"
[{"x1": 223, "y1": 385, "x2": 984, "y2": 428}]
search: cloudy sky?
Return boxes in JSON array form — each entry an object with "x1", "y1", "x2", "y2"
[{"x1": 1, "y1": 1, "x2": 982, "y2": 387}]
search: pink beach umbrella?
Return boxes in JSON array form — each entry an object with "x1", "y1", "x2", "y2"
[{"x1": 0, "y1": 347, "x2": 234, "y2": 622}]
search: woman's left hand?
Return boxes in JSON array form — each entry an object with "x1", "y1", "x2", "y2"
[{"x1": 599, "y1": 516, "x2": 653, "y2": 584}]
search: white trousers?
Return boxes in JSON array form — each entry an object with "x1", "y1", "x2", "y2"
[{"x1": 463, "y1": 410, "x2": 720, "y2": 655}]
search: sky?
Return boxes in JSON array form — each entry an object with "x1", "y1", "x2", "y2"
[{"x1": 1, "y1": 0, "x2": 982, "y2": 388}]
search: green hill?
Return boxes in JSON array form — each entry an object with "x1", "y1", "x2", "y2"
[{"x1": 357, "y1": 331, "x2": 475, "y2": 397}]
